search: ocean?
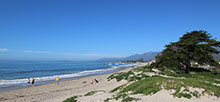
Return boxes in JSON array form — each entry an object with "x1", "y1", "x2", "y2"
[{"x1": 0, "y1": 61, "x2": 137, "y2": 91}]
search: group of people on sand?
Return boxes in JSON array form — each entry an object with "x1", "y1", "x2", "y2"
[
  {"x1": 27, "y1": 76, "x2": 60, "y2": 87},
  {"x1": 27, "y1": 78, "x2": 35, "y2": 86},
  {"x1": 27, "y1": 76, "x2": 99, "y2": 86}
]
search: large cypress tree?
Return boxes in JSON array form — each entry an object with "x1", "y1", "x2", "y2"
[{"x1": 151, "y1": 30, "x2": 220, "y2": 73}]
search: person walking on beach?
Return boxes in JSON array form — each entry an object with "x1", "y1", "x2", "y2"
[
  {"x1": 27, "y1": 78, "x2": 30, "y2": 86},
  {"x1": 56, "y1": 76, "x2": 60, "y2": 85},
  {"x1": 32, "y1": 78, "x2": 35, "y2": 86}
]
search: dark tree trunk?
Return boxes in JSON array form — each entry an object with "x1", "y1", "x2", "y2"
[{"x1": 185, "y1": 63, "x2": 190, "y2": 73}]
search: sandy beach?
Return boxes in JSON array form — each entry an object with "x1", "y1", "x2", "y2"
[{"x1": 0, "y1": 63, "x2": 219, "y2": 102}]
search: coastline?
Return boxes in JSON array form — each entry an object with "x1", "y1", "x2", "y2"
[
  {"x1": 0, "y1": 62, "x2": 137, "y2": 92},
  {"x1": 0, "y1": 63, "x2": 146, "y2": 102},
  {"x1": 1, "y1": 62, "x2": 218, "y2": 102}
]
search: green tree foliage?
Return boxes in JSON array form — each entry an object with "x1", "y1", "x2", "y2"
[{"x1": 151, "y1": 30, "x2": 220, "y2": 73}]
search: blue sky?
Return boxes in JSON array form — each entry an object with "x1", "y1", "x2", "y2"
[{"x1": 0, "y1": 0, "x2": 220, "y2": 61}]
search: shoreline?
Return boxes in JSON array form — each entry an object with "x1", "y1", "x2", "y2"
[
  {"x1": 0, "y1": 63, "x2": 147, "y2": 102},
  {"x1": 0, "y1": 62, "x2": 219, "y2": 102},
  {"x1": 0, "y1": 67, "x2": 128, "y2": 92},
  {"x1": 0, "y1": 63, "x2": 138, "y2": 92}
]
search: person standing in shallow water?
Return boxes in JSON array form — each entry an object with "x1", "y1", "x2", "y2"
[
  {"x1": 56, "y1": 76, "x2": 60, "y2": 85},
  {"x1": 27, "y1": 78, "x2": 30, "y2": 87},
  {"x1": 32, "y1": 78, "x2": 35, "y2": 86}
]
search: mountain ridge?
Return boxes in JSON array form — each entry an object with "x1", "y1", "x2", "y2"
[{"x1": 97, "y1": 52, "x2": 160, "y2": 62}]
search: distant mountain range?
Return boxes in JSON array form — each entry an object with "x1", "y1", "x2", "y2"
[
  {"x1": 97, "y1": 47, "x2": 220, "y2": 62},
  {"x1": 97, "y1": 52, "x2": 160, "y2": 62}
]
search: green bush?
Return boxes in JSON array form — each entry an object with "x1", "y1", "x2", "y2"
[
  {"x1": 63, "y1": 96, "x2": 78, "y2": 102},
  {"x1": 84, "y1": 91, "x2": 97, "y2": 96}
]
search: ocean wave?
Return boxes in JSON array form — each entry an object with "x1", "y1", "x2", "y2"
[{"x1": 0, "y1": 63, "x2": 138, "y2": 86}]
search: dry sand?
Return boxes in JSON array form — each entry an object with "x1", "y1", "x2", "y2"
[{"x1": 0, "y1": 63, "x2": 219, "y2": 102}]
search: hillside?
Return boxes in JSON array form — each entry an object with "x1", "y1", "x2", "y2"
[{"x1": 97, "y1": 52, "x2": 160, "y2": 62}]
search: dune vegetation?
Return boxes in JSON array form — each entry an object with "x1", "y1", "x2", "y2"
[
  {"x1": 105, "y1": 66, "x2": 220, "y2": 102},
  {"x1": 63, "y1": 30, "x2": 220, "y2": 102}
]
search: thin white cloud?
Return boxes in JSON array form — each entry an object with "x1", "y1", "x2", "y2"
[
  {"x1": 0, "y1": 48, "x2": 8, "y2": 52},
  {"x1": 23, "y1": 50, "x2": 33, "y2": 53},
  {"x1": 62, "y1": 52, "x2": 82, "y2": 56},
  {"x1": 62, "y1": 52, "x2": 125, "y2": 57},
  {"x1": 62, "y1": 52, "x2": 104, "y2": 57},
  {"x1": 80, "y1": 53, "x2": 105, "y2": 57},
  {"x1": 23, "y1": 50, "x2": 51, "y2": 54}
]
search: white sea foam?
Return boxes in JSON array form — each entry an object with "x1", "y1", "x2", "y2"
[{"x1": 0, "y1": 63, "x2": 138, "y2": 86}]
